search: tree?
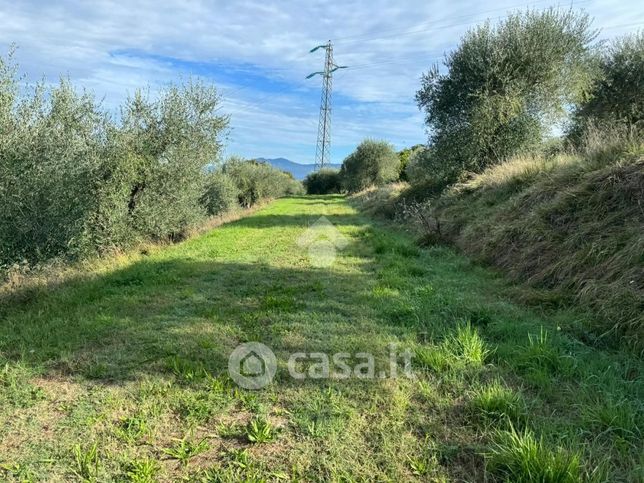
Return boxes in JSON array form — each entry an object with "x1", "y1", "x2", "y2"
[
  {"x1": 397, "y1": 144, "x2": 424, "y2": 181},
  {"x1": 568, "y1": 32, "x2": 644, "y2": 142},
  {"x1": 340, "y1": 139, "x2": 400, "y2": 192},
  {"x1": 416, "y1": 9, "x2": 597, "y2": 184},
  {"x1": 222, "y1": 157, "x2": 301, "y2": 207},
  {"x1": 303, "y1": 168, "x2": 342, "y2": 194}
]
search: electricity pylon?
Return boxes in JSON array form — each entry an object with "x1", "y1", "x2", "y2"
[{"x1": 307, "y1": 41, "x2": 346, "y2": 170}]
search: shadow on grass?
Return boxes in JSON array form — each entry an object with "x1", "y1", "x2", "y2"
[
  {"x1": 0, "y1": 256, "x2": 388, "y2": 384},
  {"x1": 234, "y1": 212, "x2": 363, "y2": 229}
]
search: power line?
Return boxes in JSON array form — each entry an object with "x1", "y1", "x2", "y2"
[{"x1": 307, "y1": 42, "x2": 347, "y2": 170}]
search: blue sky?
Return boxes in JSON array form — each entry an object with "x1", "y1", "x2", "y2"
[{"x1": 1, "y1": 0, "x2": 642, "y2": 165}]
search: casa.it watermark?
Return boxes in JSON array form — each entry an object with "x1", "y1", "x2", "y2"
[{"x1": 228, "y1": 342, "x2": 414, "y2": 389}]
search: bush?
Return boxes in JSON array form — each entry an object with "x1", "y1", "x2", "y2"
[
  {"x1": 0, "y1": 52, "x2": 229, "y2": 266},
  {"x1": 404, "y1": 146, "x2": 432, "y2": 184},
  {"x1": 0, "y1": 65, "x2": 110, "y2": 262},
  {"x1": 568, "y1": 32, "x2": 644, "y2": 143},
  {"x1": 223, "y1": 158, "x2": 302, "y2": 207},
  {"x1": 303, "y1": 168, "x2": 342, "y2": 194},
  {"x1": 397, "y1": 145, "x2": 424, "y2": 181},
  {"x1": 416, "y1": 9, "x2": 597, "y2": 184},
  {"x1": 340, "y1": 139, "x2": 400, "y2": 192},
  {"x1": 201, "y1": 171, "x2": 240, "y2": 216}
]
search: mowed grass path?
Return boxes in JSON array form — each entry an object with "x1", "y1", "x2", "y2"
[{"x1": 1, "y1": 196, "x2": 641, "y2": 482}]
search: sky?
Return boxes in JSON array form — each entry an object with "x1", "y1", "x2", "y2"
[{"x1": 1, "y1": 1, "x2": 642, "y2": 165}]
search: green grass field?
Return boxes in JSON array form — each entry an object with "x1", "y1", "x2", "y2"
[{"x1": 1, "y1": 196, "x2": 641, "y2": 482}]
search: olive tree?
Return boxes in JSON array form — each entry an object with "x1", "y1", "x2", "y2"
[
  {"x1": 303, "y1": 168, "x2": 342, "y2": 194},
  {"x1": 0, "y1": 50, "x2": 230, "y2": 266},
  {"x1": 416, "y1": 9, "x2": 598, "y2": 184},
  {"x1": 340, "y1": 139, "x2": 400, "y2": 192},
  {"x1": 568, "y1": 32, "x2": 644, "y2": 142}
]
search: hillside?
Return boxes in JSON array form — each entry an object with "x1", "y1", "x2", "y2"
[
  {"x1": 257, "y1": 157, "x2": 341, "y2": 180},
  {"x1": 353, "y1": 137, "x2": 644, "y2": 348}
]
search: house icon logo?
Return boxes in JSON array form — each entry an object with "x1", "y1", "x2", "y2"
[
  {"x1": 297, "y1": 216, "x2": 348, "y2": 268},
  {"x1": 228, "y1": 342, "x2": 277, "y2": 389}
]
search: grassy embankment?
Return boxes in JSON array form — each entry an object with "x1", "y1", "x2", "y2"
[
  {"x1": 355, "y1": 137, "x2": 644, "y2": 350},
  {"x1": 1, "y1": 196, "x2": 642, "y2": 481}
]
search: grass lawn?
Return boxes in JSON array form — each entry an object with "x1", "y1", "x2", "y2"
[{"x1": 0, "y1": 195, "x2": 641, "y2": 482}]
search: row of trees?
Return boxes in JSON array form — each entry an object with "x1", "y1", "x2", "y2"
[
  {"x1": 304, "y1": 139, "x2": 402, "y2": 194},
  {"x1": 0, "y1": 52, "x2": 300, "y2": 268},
  {"x1": 410, "y1": 10, "x2": 642, "y2": 189},
  {"x1": 311, "y1": 11, "x2": 642, "y2": 197}
]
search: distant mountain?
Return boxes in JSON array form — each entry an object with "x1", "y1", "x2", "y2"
[{"x1": 256, "y1": 157, "x2": 341, "y2": 180}]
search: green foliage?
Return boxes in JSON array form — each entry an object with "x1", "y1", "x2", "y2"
[
  {"x1": 404, "y1": 130, "x2": 644, "y2": 346},
  {"x1": 246, "y1": 418, "x2": 275, "y2": 443},
  {"x1": 124, "y1": 458, "x2": 160, "y2": 483},
  {"x1": 487, "y1": 427, "x2": 582, "y2": 483},
  {"x1": 163, "y1": 436, "x2": 210, "y2": 467},
  {"x1": 568, "y1": 32, "x2": 644, "y2": 142},
  {"x1": 222, "y1": 157, "x2": 302, "y2": 207},
  {"x1": 1, "y1": 196, "x2": 642, "y2": 480},
  {"x1": 201, "y1": 171, "x2": 240, "y2": 216},
  {"x1": 303, "y1": 168, "x2": 342, "y2": 194},
  {"x1": 72, "y1": 443, "x2": 100, "y2": 481},
  {"x1": 470, "y1": 380, "x2": 527, "y2": 425},
  {"x1": 340, "y1": 139, "x2": 400, "y2": 192},
  {"x1": 0, "y1": 52, "x2": 229, "y2": 266},
  {"x1": 397, "y1": 144, "x2": 423, "y2": 181},
  {"x1": 416, "y1": 9, "x2": 597, "y2": 184},
  {"x1": 448, "y1": 322, "x2": 491, "y2": 366},
  {"x1": 403, "y1": 146, "x2": 431, "y2": 184},
  {"x1": 110, "y1": 81, "x2": 228, "y2": 243}
]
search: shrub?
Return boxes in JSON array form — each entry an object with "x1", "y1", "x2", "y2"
[
  {"x1": 340, "y1": 139, "x2": 400, "y2": 192},
  {"x1": 404, "y1": 146, "x2": 432, "y2": 184},
  {"x1": 201, "y1": 171, "x2": 240, "y2": 216},
  {"x1": 486, "y1": 427, "x2": 582, "y2": 483},
  {"x1": 416, "y1": 9, "x2": 597, "y2": 184},
  {"x1": 0, "y1": 52, "x2": 229, "y2": 266},
  {"x1": 397, "y1": 144, "x2": 424, "y2": 181},
  {"x1": 111, "y1": 82, "x2": 228, "y2": 242},
  {"x1": 568, "y1": 32, "x2": 644, "y2": 142},
  {"x1": 0, "y1": 71, "x2": 110, "y2": 262},
  {"x1": 303, "y1": 168, "x2": 342, "y2": 194},
  {"x1": 223, "y1": 158, "x2": 302, "y2": 207}
]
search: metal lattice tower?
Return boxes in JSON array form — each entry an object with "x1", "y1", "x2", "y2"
[{"x1": 307, "y1": 42, "x2": 346, "y2": 170}]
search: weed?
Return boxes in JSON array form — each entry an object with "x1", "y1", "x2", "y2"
[
  {"x1": 408, "y1": 455, "x2": 432, "y2": 476},
  {"x1": 116, "y1": 415, "x2": 149, "y2": 443},
  {"x1": 0, "y1": 362, "x2": 44, "y2": 407},
  {"x1": 414, "y1": 346, "x2": 451, "y2": 372},
  {"x1": 0, "y1": 463, "x2": 36, "y2": 482},
  {"x1": 124, "y1": 458, "x2": 160, "y2": 483},
  {"x1": 246, "y1": 418, "x2": 275, "y2": 443},
  {"x1": 470, "y1": 379, "x2": 527, "y2": 425},
  {"x1": 176, "y1": 393, "x2": 215, "y2": 423},
  {"x1": 449, "y1": 322, "x2": 491, "y2": 366},
  {"x1": 582, "y1": 396, "x2": 641, "y2": 442},
  {"x1": 168, "y1": 356, "x2": 206, "y2": 383},
  {"x1": 72, "y1": 443, "x2": 100, "y2": 481},
  {"x1": 216, "y1": 422, "x2": 243, "y2": 438},
  {"x1": 163, "y1": 436, "x2": 210, "y2": 467},
  {"x1": 486, "y1": 426, "x2": 582, "y2": 483},
  {"x1": 227, "y1": 448, "x2": 252, "y2": 469}
]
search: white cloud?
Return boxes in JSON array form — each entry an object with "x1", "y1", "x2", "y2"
[{"x1": 1, "y1": 0, "x2": 641, "y2": 163}]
